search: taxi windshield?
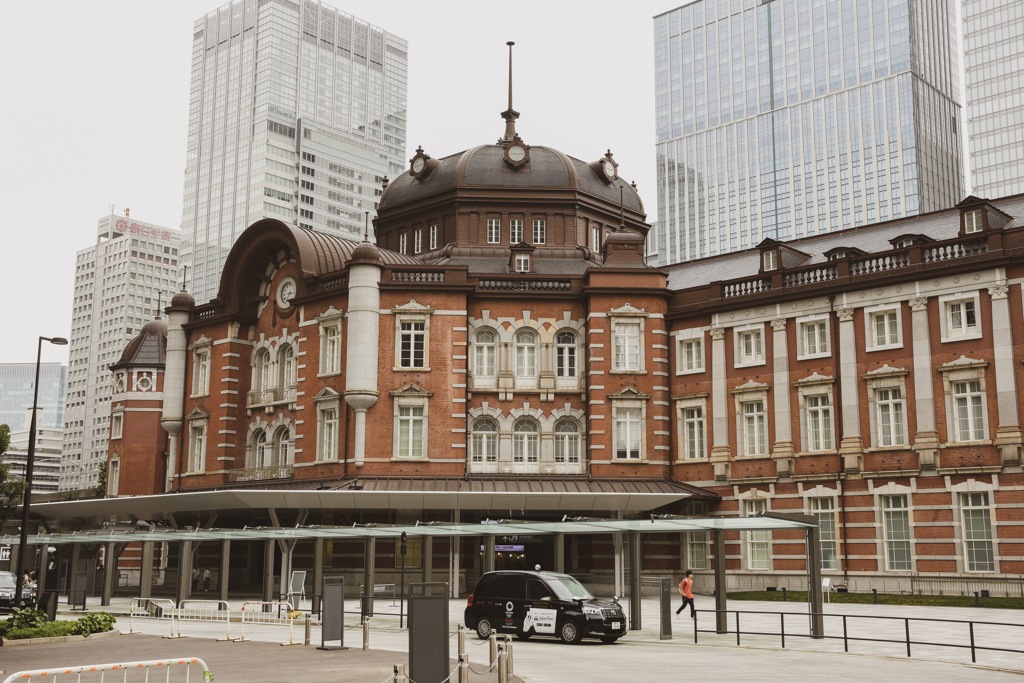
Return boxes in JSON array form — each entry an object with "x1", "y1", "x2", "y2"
[{"x1": 546, "y1": 575, "x2": 595, "y2": 601}]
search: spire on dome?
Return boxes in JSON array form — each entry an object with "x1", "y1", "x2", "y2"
[{"x1": 499, "y1": 41, "x2": 520, "y2": 142}]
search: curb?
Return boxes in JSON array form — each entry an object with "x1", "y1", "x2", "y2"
[{"x1": 1, "y1": 628, "x2": 119, "y2": 648}]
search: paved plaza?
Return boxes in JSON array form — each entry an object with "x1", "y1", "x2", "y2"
[{"x1": 1, "y1": 595, "x2": 1021, "y2": 682}]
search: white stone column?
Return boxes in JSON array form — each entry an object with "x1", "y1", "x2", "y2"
[
  {"x1": 709, "y1": 326, "x2": 731, "y2": 479},
  {"x1": 344, "y1": 249, "x2": 382, "y2": 468},
  {"x1": 771, "y1": 318, "x2": 794, "y2": 473},
  {"x1": 989, "y1": 282, "x2": 1023, "y2": 465},
  {"x1": 909, "y1": 297, "x2": 940, "y2": 469},
  {"x1": 836, "y1": 307, "x2": 863, "y2": 472}
]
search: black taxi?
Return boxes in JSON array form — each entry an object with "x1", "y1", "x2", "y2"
[{"x1": 464, "y1": 570, "x2": 626, "y2": 644}]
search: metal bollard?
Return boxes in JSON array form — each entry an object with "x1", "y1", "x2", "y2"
[
  {"x1": 497, "y1": 644, "x2": 508, "y2": 683},
  {"x1": 781, "y1": 587, "x2": 787, "y2": 602},
  {"x1": 362, "y1": 619, "x2": 370, "y2": 650},
  {"x1": 304, "y1": 613, "x2": 311, "y2": 646},
  {"x1": 489, "y1": 632, "x2": 498, "y2": 667},
  {"x1": 504, "y1": 634, "x2": 514, "y2": 674},
  {"x1": 394, "y1": 664, "x2": 407, "y2": 683},
  {"x1": 458, "y1": 624, "x2": 465, "y2": 663},
  {"x1": 458, "y1": 653, "x2": 470, "y2": 683},
  {"x1": 872, "y1": 589, "x2": 878, "y2": 604}
]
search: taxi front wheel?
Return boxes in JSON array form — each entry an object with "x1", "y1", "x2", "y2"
[
  {"x1": 559, "y1": 619, "x2": 582, "y2": 644},
  {"x1": 475, "y1": 615, "x2": 494, "y2": 640}
]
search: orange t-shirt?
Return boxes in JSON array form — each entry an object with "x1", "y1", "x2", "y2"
[{"x1": 679, "y1": 577, "x2": 694, "y2": 599}]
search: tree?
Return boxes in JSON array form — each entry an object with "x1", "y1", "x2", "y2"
[
  {"x1": 94, "y1": 461, "x2": 107, "y2": 498},
  {"x1": 0, "y1": 423, "x2": 28, "y2": 531}
]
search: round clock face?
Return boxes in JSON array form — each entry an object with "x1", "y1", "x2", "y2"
[
  {"x1": 508, "y1": 145, "x2": 526, "y2": 162},
  {"x1": 278, "y1": 278, "x2": 296, "y2": 307},
  {"x1": 603, "y1": 160, "x2": 616, "y2": 179},
  {"x1": 412, "y1": 157, "x2": 425, "y2": 173}
]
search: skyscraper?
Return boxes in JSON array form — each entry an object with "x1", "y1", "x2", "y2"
[
  {"x1": 652, "y1": 0, "x2": 964, "y2": 266},
  {"x1": 180, "y1": 0, "x2": 409, "y2": 303},
  {"x1": 962, "y1": 0, "x2": 1023, "y2": 199},
  {"x1": 61, "y1": 212, "x2": 181, "y2": 492},
  {"x1": 0, "y1": 363, "x2": 66, "y2": 430}
]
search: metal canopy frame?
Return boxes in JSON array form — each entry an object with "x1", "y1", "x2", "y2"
[{"x1": 2, "y1": 515, "x2": 815, "y2": 547}]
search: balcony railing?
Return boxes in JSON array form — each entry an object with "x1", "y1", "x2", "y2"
[
  {"x1": 227, "y1": 464, "x2": 293, "y2": 483},
  {"x1": 246, "y1": 385, "x2": 297, "y2": 408}
]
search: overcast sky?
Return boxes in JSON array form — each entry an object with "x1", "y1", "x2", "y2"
[{"x1": 1, "y1": 0, "x2": 673, "y2": 365}]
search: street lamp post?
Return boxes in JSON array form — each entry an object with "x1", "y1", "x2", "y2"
[{"x1": 13, "y1": 335, "x2": 68, "y2": 608}]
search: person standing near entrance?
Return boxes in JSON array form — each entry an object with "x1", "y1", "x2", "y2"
[
  {"x1": 202, "y1": 568, "x2": 211, "y2": 591},
  {"x1": 192, "y1": 567, "x2": 200, "y2": 592},
  {"x1": 676, "y1": 570, "x2": 696, "y2": 618}
]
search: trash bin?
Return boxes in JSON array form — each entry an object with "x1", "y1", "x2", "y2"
[{"x1": 38, "y1": 591, "x2": 58, "y2": 621}]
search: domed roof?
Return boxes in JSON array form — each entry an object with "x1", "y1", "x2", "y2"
[
  {"x1": 111, "y1": 317, "x2": 166, "y2": 370},
  {"x1": 170, "y1": 288, "x2": 196, "y2": 309},
  {"x1": 379, "y1": 145, "x2": 644, "y2": 214}
]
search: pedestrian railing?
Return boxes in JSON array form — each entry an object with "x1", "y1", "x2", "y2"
[
  {"x1": 125, "y1": 598, "x2": 176, "y2": 638},
  {"x1": 238, "y1": 600, "x2": 300, "y2": 645},
  {"x1": 1, "y1": 657, "x2": 212, "y2": 683},
  {"x1": 176, "y1": 599, "x2": 232, "y2": 640},
  {"x1": 693, "y1": 608, "x2": 1024, "y2": 666}
]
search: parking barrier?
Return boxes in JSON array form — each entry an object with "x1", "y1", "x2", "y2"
[
  {"x1": 126, "y1": 597, "x2": 177, "y2": 638},
  {"x1": 176, "y1": 599, "x2": 232, "y2": 640},
  {"x1": 238, "y1": 600, "x2": 298, "y2": 645},
  {"x1": 1, "y1": 657, "x2": 212, "y2": 683}
]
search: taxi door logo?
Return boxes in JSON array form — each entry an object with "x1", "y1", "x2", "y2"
[{"x1": 522, "y1": 607, "x2": 557, "y2": 634}]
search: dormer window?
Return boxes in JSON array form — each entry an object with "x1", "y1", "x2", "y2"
[
  {"x1": 964, "y1": 209, "x2": 983, "y2": 234},
  {"x1": 894, "y1": 238, "x2": 914, "y2": 249},
  {"x1": 514, "y1": 253, "x2": 531, "y2": 273},
  {"x1": 828, "y1": 250, "x2": 846, "y2": 261},
  {"x1": 762, "y1": 250, "x2": 778, "y2": 272}
]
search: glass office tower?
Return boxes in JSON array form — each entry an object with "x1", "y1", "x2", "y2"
[
  {"x1": 963, "y1": 0, "x2": 1023, "y2": 199},
  {"x1": 180, "y1": 0, "x2": 408, "y2": 302},
  {"x1": 0, "y1": 363, "x2": 66, "y2": 430},
  {"x1": 652, "y1": 0, "x2": 964, "y2": 266}
]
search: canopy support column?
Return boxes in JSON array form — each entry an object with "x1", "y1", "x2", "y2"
[
  {"x1": 628, "y1": 532, "x2": 642, "y2": 630},
  {"x1": 713, "y1": 529, "x2": 726, "y2": 634},
  {"x1": 140, "y1": 541, "x2": 154, "y2": 599},
  {"x1": 218, "y1": 539, "x2": 231, "y2": 602}
]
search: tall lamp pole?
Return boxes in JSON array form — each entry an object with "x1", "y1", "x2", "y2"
[
  {"x1": 13, "y1": 335, "x2": 68, "y2": 608},
  {"x1": 399, "y1": 531, "x2": 407, "y2": 629}
]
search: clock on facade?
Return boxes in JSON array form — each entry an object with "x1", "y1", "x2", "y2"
[{"x1": 277, "y1": 278, "x2": 297, "y2": 308}]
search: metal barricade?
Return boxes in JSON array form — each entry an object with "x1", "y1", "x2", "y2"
[
  {"x1": 2, "y1": 657, "x2": 212, "y2": 683},
  {"x1": 238, "y1": 600, "x2": 299, "y2": 645},
  {"x1": 126, "y1": 597, "x2": 177, "y2": 638},
  {"x1": 176, "y1": 599, "x2": 233, "y2": 640}
]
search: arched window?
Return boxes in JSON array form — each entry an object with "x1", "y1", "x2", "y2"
[
  {"x1": 252, "y1": 431, "x2": 268, "y2": 468},
  {"x1": 474, "y1": 329, "x2": 497, "y2": 383},
  {"x1": 554, "y1": 418, "x2": 581, "y2": 463},
  {"x1": 514, "y1": 329, "x2": 538, "y2": 387},
  {"x1": 556, "y1": 331, "x2": 577, "y2": 380},
  {"x1": 470, "y1": 417, "x2": 498, "y2": 462},
  {"x1": 273, "y1": 427, "x2": 292, "y2": 465},
  {"x1": 513, "y1": 419, "x2": 539, "y2": 463},
  {"x1": 279, "y1": 344, "x2": 296, "y2": 390},
  {"x1": 253, "y1": 348, "x2": 272, "y2": 400}
]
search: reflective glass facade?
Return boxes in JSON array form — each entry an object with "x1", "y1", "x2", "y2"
[
  {"x1": 0, "y1": 363, "x2": 66, "y2": 430},
  {"x1": 963, "y1": 0, "x2": 1023, "y2": 198},
  {"x1": 652, "y1": 0, "x2": 964, "y2": 266},
  {"x1": 180, "y1": 0, "x2": 408, "y2": 302}
]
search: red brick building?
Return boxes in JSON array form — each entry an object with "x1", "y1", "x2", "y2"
[{"x1": 88, "y1": 106, "x2": 1024, "y2": 596}]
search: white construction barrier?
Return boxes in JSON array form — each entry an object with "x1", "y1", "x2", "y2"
[
  {"x1": 238, "y1": 600, "x2": 300, "y2": 645},
  {"x1": 176, "y1": 599, "x2": 233, "y2": 640},
  {"x1": 126, "y1": 597, "x2": 177, "y2": 638},
  {"x1": 2, "y1": 657, "x2": 212, "y2": 683}
]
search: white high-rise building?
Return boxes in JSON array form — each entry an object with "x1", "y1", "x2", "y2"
[
  {"x1": 962, "y1": 0, "x2": 1023, "y2": 198},
  {"x1": 61, "y1": 212, "x2": 181, "y2": 492},
  {"x1": 5, "y1": 422, "x2": 63, "y2": 493},
  {"x1": 652, "y1": 0, "x2": 964, "y2": 266},
  {"x1": 180, "y1": 0, "x2": 409, "y2": 303}
]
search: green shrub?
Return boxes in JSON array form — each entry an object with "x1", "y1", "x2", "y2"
[
  {"x1": 0, "y1": 609, "x2": 116, "y2": 640},
  {"x1": 73, "y1": 612, "x2": 116, "y2": 636}
]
